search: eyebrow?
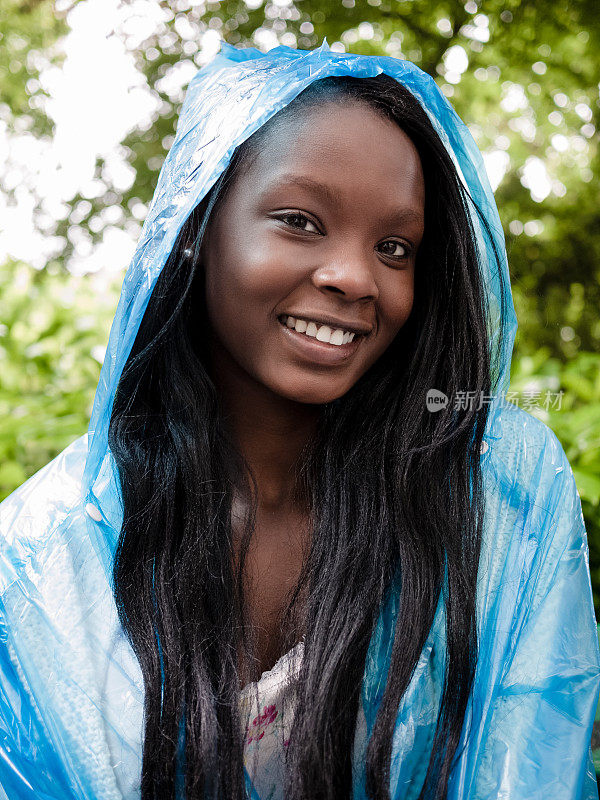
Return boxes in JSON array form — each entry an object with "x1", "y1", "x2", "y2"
[
  {"x1": 262, "y1": 173, "x2": 424, "y2": 226},
  {"x1": 266, "y1": 174, "x2": 340, "y2": 208}
]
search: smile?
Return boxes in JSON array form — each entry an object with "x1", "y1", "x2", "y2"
[
  {"x1": 279, "y1": 315, "x2": 360, "y2": 346},
  {"x1": 277, "y1": 314, "x2": 365, "y2": 366}
]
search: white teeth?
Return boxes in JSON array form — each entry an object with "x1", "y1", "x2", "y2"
[
  {"x1": 281, "y1": 315, "x2": 359, "y2": 346},
  {"x1": 316, "y1": 325, "x2": 332, "y2": 342}
]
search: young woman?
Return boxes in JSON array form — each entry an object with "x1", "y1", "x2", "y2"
[{"x1": 0, "y1": 40, "x2": 598, "y2": 800}]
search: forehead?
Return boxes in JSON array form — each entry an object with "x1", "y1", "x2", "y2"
[{"x1": 239, "y1": 101, "x2": 426, "y2": 214}]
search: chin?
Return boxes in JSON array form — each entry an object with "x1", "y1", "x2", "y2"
[{"x1": 274, "y1": 378, "x2": 353, "y2": 405}]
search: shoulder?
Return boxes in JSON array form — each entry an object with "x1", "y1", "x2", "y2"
[
  {"x1": 488, "y1": 401, "x2": 569, "y2": 488},
  {"x1": 469, "y1": 405, "x2": 598, "y2": 799},
  {"x1": 485, "y1": 402, "x2": 578, "y2": 526},
  {"x1": 479, "y1": 403, "x2": 585, "y2": 613},
  {"x1": 0, "y1": 433, "x2": 89, "y2": 593},
  {"x1": 0, "y1": 434, "x2": 133, "y2": 799}
]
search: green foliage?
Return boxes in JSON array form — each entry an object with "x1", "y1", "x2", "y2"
[
  {"x1": 0, "y1": 0, "x2": 70, "y2": 137},
  {"x1": 0, "y1": 260, "x2": 116, "y2": 500}
]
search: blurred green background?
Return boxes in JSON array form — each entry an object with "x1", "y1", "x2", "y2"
[{"x1": 1, "y1": 0, "x2": 599, "y2": 755}]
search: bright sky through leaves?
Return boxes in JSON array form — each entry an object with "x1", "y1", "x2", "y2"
[{"x1": 2, "y1": 0, "x2": 588, "y2": 278}]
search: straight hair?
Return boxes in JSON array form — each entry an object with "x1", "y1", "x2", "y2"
[{"x1": 108, "y1": 73, "x2": 507, "y2": 799}]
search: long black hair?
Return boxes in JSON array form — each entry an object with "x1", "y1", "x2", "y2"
[{"x1": 108, "y1": 73, "x2": 508, "y2": 799}]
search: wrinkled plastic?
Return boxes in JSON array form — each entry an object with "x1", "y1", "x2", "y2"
[{"x1": 0, "y1": 39, "x2": 598, "y2": 800}]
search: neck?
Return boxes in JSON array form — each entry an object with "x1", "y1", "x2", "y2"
[{"x1": 209, "y1": 345, "x2": 320, "y2": 511}]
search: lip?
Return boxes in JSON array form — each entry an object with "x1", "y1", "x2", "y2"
[
  {"x1": 279, "y1": 313, "x2": 373, "y2": 337},
  {"x1": 277, "y1": 316, "x2": 364, "y2": 365}
]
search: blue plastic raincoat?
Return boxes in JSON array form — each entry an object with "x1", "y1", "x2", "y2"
[{"x1": 0, "y1": 39, "x2": 598, "y2": 800}]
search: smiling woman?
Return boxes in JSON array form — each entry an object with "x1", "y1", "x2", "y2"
[
  {"x1": 200, "y1": 100, "x2": 424, "y2": 406},
  {"x1": 0, "y1": 40, "x2": 598, "y2": 800}
]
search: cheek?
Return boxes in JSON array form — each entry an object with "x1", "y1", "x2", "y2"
[
  {"x1": 205, "y1": 228, "x2": 299, "y2": 318},
  {"x1": 379, "y1": 270, "x2": 415, "y2": 340},
  {"x1": 202, "y1": 230, "x2": 301, "y2": 371}
]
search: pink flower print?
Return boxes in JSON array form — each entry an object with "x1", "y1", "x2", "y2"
[{"x1": 246, "y1": 704, "x2": 279, "y2": 745}]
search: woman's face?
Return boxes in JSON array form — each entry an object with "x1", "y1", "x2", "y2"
[{"x1": 200, "y1": 100, "x2": 425, "y2": 405}]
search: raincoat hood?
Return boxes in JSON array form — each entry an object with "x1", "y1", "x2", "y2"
[
  {"x1": 83, "y1": 38, "x2": 516, "y2": 573},
  {"x1": 0, "y1": 39, "x2": 598, "y2": 800}
]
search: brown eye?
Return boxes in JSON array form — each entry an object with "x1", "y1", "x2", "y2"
[
  {"x1": 278, "y1": 213, "x2": 320, "y2": 234},
  {"x1": 378, "y1": 240, "x2": 410, "y2": 259}
]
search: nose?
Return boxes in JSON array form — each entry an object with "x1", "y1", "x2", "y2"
[{"x1": 310, "y1": 248, "x2": 379, "y2": 302}]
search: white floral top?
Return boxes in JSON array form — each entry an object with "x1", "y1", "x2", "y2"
[
  {"x1": 239, "y1": 640, "x2": 302, "y2": 799},
  {"x1": 239, "y1": 637, "x2": 368, "y2": 799}
]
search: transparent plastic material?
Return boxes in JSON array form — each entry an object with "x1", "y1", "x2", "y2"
[{"x1": 0, "y1": 39, "x2": 598, "y2": 799}]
